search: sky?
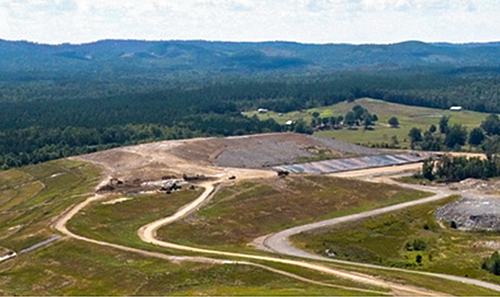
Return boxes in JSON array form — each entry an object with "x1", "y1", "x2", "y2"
[{"x1": 1, "y1": 0, "x2": 500, "y2": 45}]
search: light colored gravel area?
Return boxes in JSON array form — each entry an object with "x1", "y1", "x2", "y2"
[{"x1": 436, "y1": 196, "x2": 500, "y2": 230}]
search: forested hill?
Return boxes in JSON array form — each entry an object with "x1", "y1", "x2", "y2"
[
  {"x1": 1, "y1": 38, "x2": 500, "y2": 170},
  {"x1": 2, "y1": 39, "x2": 500, "y2": 81}
]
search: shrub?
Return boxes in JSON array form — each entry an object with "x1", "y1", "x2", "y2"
[
  {"x1": 405, "y1": 238, "x2": 428, "y2": 251},
  {"x1": 482, "y1": 251, "x2": 500, "y2": 275}
]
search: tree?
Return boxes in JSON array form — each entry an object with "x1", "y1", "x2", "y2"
[
  {"x1": 312, "y1": 111, "x2": 320, "y2": 118},
  {"x1": 429, "y1": 124, "x2": 437, "y2": 133},
  {"x1": 336, "y1": 115, "x2": 344, "y2": 125},
  {"x1": 390, "y1": 135, "x2": 399, "y2": 148},
  {"x1": 445, "y1": 124, "x2": 467, "y2": 149},
  {"x1": 421, "y1": 130, "x2": 442, "y2": 151},
  {"x1": 422, "y1": 158, "x2": 435, "y2": 181},
  {"x1": 481, "y1": 114, "x2": 500, "y2": 136},
  {"x1": 483, "y1": 136, "x2": 500, "y2": 158},
  {"x1": 363, "y1": 116, "x2": 374, "y2": 129},
  {"x1": 439, "y1": 115, "x2": 450, "y2": 134},
  {"x1": 408, "y1": 127, "x2": 423, "y2": 144},
  {"x1": 388, "y1": 117, "x2": 399, "y2": 128},
  {"x1": 352, "y1": 105, "x2": 365, "y2": 120},
  {"x1": 468, "y1": 127, "x2": 485, "y2": 146},
  {"x1": 345, "y1": 111, "x2": 357, "y2": 126},
  {"x1": 293, "y1": 120, "x2": 313, "y2": 134}
]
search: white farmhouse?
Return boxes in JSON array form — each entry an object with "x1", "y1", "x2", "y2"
[{"x1": 450, "y1": 106, "x2": 463, "y2": 111}]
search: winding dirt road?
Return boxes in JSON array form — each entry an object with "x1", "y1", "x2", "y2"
[
  {"x1": 253, "y1": 173, "x2": 500, "y2": 292},
  {"x1": 137, "y1": 181, "x2": 444, "y2": 296},
  {"x1": 52, "y1": 179, "x2": 392, "y2": 296}
]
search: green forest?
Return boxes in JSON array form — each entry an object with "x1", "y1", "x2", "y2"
[{"x1": 2, "y1": 39, "x2": 500, "y2": 169}]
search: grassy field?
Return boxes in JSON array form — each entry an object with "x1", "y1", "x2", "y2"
[
  {"x1": 0, "y1": 239, "x2": 375, "y2": 296},
  {"x1": 155, "y1": 176, "x2": 431, "y2": 250},
  {"x1": 67, "y1": 189, "x2": 204, "y2": 251},
  {"x1": 0, "y1": 159, "x2": 101, "y2": 251},
  {"x1": 246, "y1": 98, "x2": 488, "y2": 148},
  {"x1": 291, "y1": 195, "x2": 500, "y2": 286}
]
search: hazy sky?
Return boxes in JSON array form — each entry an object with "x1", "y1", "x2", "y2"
[{"x1": 1, "y1": 0, "x2": 499, "y2": 44}]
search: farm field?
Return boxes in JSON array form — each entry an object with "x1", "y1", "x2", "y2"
[
  {"x1": 246, "y1": 98, "x2": 488, "y2": 148},
  {"x1": 291, "y1": 195, "x2": 500, "y2": 285}
]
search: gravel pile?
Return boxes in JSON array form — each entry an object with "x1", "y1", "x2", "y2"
[
  {"x1": 215, "y1": 134, "x2": 380, "y2": 168},
  {"x1": 436, "y1": 196, "x2": 500, "y2": 230},
  {"x1": 216, "y1": 140, "x2": 316, "y2": 168},
  {"x1": 309, "y1": 135, "x2": 380, "y2": 156}
]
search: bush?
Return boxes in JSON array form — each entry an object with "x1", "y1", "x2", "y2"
[
  {"x1": 404, "y1": 238, "x2": 428, "y2": 251},
  {"x1": 482, "y1": 251, "x2": 500, "y2": 275}
]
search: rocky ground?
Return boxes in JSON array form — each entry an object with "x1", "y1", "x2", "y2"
[
  {"x1": 436, "y1": 195, "x2": 500, "y2": 230},
  {"x1": 170, "y1": 133, "x2": 380, "y2": 168}
]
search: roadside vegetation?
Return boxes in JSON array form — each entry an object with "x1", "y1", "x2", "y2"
[
  {"x1": 291, "y1": 195, "x2": 500, "y2": 285},
  {"x1": 0, "y1": 239, "x2": 371, "y2": 296},
  {"x1": 420, "y1": 155, "x2": 500, "y2": 182}
]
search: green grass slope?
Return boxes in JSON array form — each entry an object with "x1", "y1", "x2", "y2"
[
  {"x1": 0, "y1": 159, "x2": 101, "y2": 251},
  {"x1": 155, "y1": 176, "x2": 431, "y2": 250},
  {"x1": 291, "y1": 195, "x2": 500, "y2": 286}
]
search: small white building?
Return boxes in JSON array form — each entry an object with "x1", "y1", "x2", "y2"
[
  {"x1": 450, "y1": 106, "x2": 463, "y2": 111},
  {"x1": 257, "y1": 108, "x2": 269, "y2": 114},
  {"x1": 285, "y1": 120, "x2": 294, "y2": 125}
]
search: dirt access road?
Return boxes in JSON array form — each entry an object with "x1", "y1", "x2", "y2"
[
  {"x1": 137, "y1": 180, "x2": 444, "y2": 296},
  {"x1": 52, "y1": 178, "x2": 391, "y2": 296}
]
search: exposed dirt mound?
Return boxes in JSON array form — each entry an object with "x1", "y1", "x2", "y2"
[
  {"x1": 436, "y1": 196, "x2": 500, "y2": 230},
  {"x1": 170, "y1": 133, "x2": 379, "y2": 168},
  {"x1": 450, "y1": 178, "x2": 500, "y2": 195}
]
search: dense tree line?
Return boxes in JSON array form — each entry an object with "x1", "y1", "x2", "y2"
[{"x1": 421, "y1": 154, "x2": 500, "y2": 182}]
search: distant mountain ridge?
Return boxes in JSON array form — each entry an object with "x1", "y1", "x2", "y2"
[{"x1": 1, "y1": 39, "x2": 500, "y2": 79}]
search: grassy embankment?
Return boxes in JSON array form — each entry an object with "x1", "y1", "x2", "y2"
[
  {"x1": 291, "y1": 195, "x2": 500, "y2": 286},
  {"x1": 247, "y1": 98, "x2": 487, "y2": 149},
  {"x1": 0, "y1": 159, "x2": 101, "y2": 251},
  {"x1": 2, "y1": 239, "x2": 376, "y2": 296}
]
